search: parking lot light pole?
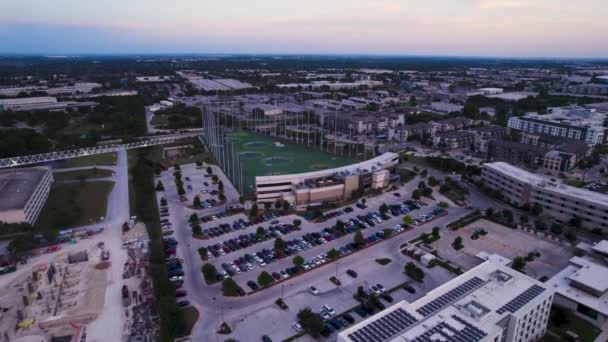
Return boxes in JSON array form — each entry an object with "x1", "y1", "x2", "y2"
[
  {"x1": 335, "y1": 262, "x2": 340, "y2": 280},
  {"x1": 281, "y1": 284, "x2": 285, "y2": 299}
]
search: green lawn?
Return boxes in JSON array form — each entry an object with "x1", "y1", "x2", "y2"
[
  {"x1": 543, "y1": 308, "x2": 601, "y2": 342},
  {"x1": 60, "y1": 152, "x2": 118, "y2": 168},
  {"x1": 36, "y1": 181, "x2": 114, "y2": 230},
  {"x1": 53, "y1": 168, "x2": 114, "y2": 182},
  {"x1": 223, "y1": 131, "x2": 352, "y2": 196}
]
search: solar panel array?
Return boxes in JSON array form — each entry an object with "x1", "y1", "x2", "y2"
[
  {"x1": 412, "y1": 315, "x2": 487, "y2": 342},
  {"x1": 416, "y1": 277, "x2": 485, "y2": 317},
  {"x1": 347, "y1": 308, "x2": 418, "y2": 342},
  {"x1": 497, "y1": 284, "x2": 546, "y2": 314}
]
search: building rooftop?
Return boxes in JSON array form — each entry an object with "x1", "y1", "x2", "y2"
[
  {"x1": 517, "y1": 106, "x2": 607, "y2": 128},
  {"x1": 483, "y1": 162, "x2": 608, "y2": 206},
  {"x1": 0, "y1": 167, "x2": 50, "y2": 211},
  {"x1": 339, "y1": 258, "x2": 550, "y2": 342},
  {"x1": 547, "y1": 256, "x2": 608, "y2": 317},
  {"x1": 592, "y1": 240, "x2": 608, "y2": 256}
]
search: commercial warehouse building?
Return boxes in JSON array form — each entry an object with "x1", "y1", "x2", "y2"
[
  {"x1": 0, "y1": 167, "x2": 53, "y2": 225},
  {"x1": 480, "y1": 162, "x2": 608, "y2": 232},
  {"x1": 338, "y1": 257, "x2": 553, "y2": 342},
  {"x1": 255, "y1": 152, "x2": 398, "y2": 205}
]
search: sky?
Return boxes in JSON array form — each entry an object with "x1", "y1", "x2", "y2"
[{"x1": 1, "y1": 0, "x2": 607, "y2": 58}]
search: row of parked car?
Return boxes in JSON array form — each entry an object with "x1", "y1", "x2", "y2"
[
  {"x1": 317, "y1": 206, "x2": 354, "y2": 222},
  {"x1": 202, "y1": 218, "x2": 252, "y2": 238},
  {"x1": 207, "y1": 223, "x2": 299, "y2": 259},
  {"x1": 413, "y1": 208, "x2": 447, "y2": 225}
]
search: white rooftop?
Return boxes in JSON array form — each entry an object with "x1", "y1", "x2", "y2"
[
  {"x1": 547, "y1": 256, "x2": 608, "y2": 316},
  {"x1": 592, "y1": 240, "x2": 608, "y2": 256},
  {"x1": 483, "y1": 162, "x2": 608, "y2": 207},
  {"x1": 338, "y1": 258, "x2": 551, "y2": 342}
]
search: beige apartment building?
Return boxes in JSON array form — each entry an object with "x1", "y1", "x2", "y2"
[{"x1": 481, "y1": 162, "x2": 608, "y2": 232}]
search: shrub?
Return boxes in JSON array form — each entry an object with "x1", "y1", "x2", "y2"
[
  {"x1": 375, "y1": 258, "x2": 392, "y2": 265},
  {"x1": 405, "y1": 262, "x2": 425, "y2": 282},
  {"x1": 257, "y1": 272, "x2": 275, "y2": 287},
  {"x1": 202, "y1": 263, "x2": 218, "y2": 284}
]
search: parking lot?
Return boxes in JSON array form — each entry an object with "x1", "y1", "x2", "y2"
[
  {"x1": 154, "y1": 166, "x2": 475, "y2": 341},
  {"x1": 432, "y1": 218, "x2": 575, "y2": 279}
]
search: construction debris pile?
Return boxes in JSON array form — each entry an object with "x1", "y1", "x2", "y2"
[{"x1": 121, "y1": 222, "x2": 158, "y2": 341}]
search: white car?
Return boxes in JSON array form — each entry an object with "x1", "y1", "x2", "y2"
[
  {"x1": 320, "y1": 310, "x2": 332, "y2": 320},
  {"x1": 309, "y1": 286, "x2": 319, "y2": 295},
  {"x1": 369, "y1": 285, "x2": 382, "y2": 295},
  {"x1": 292, "y1": 322, "x2": 303, "y2": 332},
  {"x1": 322, "y1": 305, "x2": 335, "y2": 316}
]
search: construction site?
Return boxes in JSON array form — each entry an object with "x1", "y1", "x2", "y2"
[
  {"x1": 0, "y1": 220, "x2": 154, "y2": 342},
  {"x1": 0, "y1": 243, "x2": 107, "y2": 342}
]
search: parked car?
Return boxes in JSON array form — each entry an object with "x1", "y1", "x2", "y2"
[
  {"x1": 292, "y1": 322, "x2": 303, "y2": 332},
  {"x1": 177, "y1": 300, "x2": 190, "y2": 307},
  {"x1": 309, "y1": 286, "x2": 319, "y2": 295},
  {"x1": 346, "y1": 269, "x2": 358, "y2": 278}
]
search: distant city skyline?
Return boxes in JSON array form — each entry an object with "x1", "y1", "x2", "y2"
[{"x1": 2, "y1": 0, "x2": 607, "y2": 58}]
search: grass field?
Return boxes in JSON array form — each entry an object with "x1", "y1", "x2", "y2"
[
  {"x1": 226, "y1": 131, "x2": 352, "y2": 194},
  {"x1": 36, "y1": 181, "x2": 114, "y2": 230},
  {"x1": 53, "y1": 168, "x2": 114, "y2": 182},
  {"x1": 60, "y1": 152, "x2": 118, "y2": 168}
]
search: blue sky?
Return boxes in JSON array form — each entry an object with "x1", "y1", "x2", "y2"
[{"x1": 1, "y1": 0, "x2": 607, "y2": 57}]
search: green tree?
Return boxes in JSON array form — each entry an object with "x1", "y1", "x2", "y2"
[
  {"x1": 188, "y1": 213, "x2": 198, "y2": 224},
  {"x1": 550, "y1": 223, "x2": 562, "y2": 235},
  {"x1": 531, "y1": 203, "x2": 543, "y2": 216},
  {"x1": 502, "y1": 209, "x2": 513, "y2": 223},
  {"x1": 452, "y1": 236, "x2": 463, "y2": 250},
  {"x1": 297, "y1": 308, "x2": 324, "y2": 338},
  {"x1": 412, "y1": 189, "x2": 421, "y2": 200},
  {"x1": 293, "y1": 255, "x2": 305, "y2": 268},
  {"x1": 403, "y1": 215, "x2": 414, "y2": 225},
  {"x1": 327, "y1": 248, "x2": 339, "y2": 260},
  {"x1": 258, "y1": 272, "x2": 275, "y2": 287},
  {"x1": 565, "y1": 229, "x2": 577, "y2": 242},
  {"x1": 428, "y1": 176, "x2": 439, "y2": 187},
  {"x1": 177, "y1": 186, "x2": 186, "y2": 196},
  {"x1": 191, "y1": 224, "x2": 202, "y2": 235},
  {"x1": 155, "y1": 181, "x2": 165, "y2": 191},
  {"x1": 379, "y1": 203, "x2": 389, "y2": 214},
  {"x1": 193, "y1": 195, "x2": 201, "y2": 208},
  {"x1": 218, "y1": 180, "x2": 224, "y2": 192},
  {"x1": 202, "y1": 263, "x2": 218, "y2": 284},
  {"x1": 432, "y1": 226, "x2": 440, "y2": 237},
  {"x1": 264, "y1": 202, "x2": 271, "y2": 211},
  {"x1": 405, "y1": 262, "x2": 425, "y2": 282},
  {"x1": 335, "y1": 220, "x2": 346, "y2": 234},
  {"x1": 282, "y1": 200, "x2": 290, "y2": 211},
  {"x1": 383, "y1": 228, "x2": 393, "y2": 238},
  {"x1": 212, "y1": 175, "x2": 219, "y2": 183},
  {"x1": 409, "y1": 95, "x2": 417, "y2": 106},
  {"x1": 249, "y1": 203, "x2": 259, "y2": 217},
  {"x1": 160, "y1": 197, "x2": 167, "y2": 206},
  {"x1": 535, "y1": 219, "x2": 547, "y2": 231},
  {"x1": 512, "y1": 256, "x2": 526, "y2": 271},
  {"x1": 354, "y1": 230, "x2": 365, "y2": 246},
  {"x1": 274, "y1": 237, "x2": 286, "y2": 253},
  {"x1": 256, "y1": 226, "x2": 265, "y2": 239},
  {"x1": 221, "y1": 278, "x2": 241, "y2": 296},
  {"x1": 418, "y1": 181, "x2": 426, "y2": 190},
  {"x1": 198, "y1": 247, "x2": 208, "y2": 260},
  {"x1": 293, "y1": 219, "x2": 302, "y2": 227}
]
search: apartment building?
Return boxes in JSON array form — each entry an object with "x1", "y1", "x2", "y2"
[
  {"x1": 481, "y1": 162, "x2": 608, "y2": 231},
  {"x1": 338, "y1": 257, "x2": 554, "y2": 342},
  {"x1": 0, "y1": 167, "x2": 53, "y2": 225},
  {"x1": 507, "y1": 107, "x2": 607, "y2": 145}
]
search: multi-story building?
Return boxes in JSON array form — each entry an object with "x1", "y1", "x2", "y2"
[
  {"x1": 0, "y1": 167, "x2": 53, "y2": 225},
  {"x1": 546, "y1": 240, "x2": 608, "y2": 327},
  {"x1": 433, "y1": 131, "x2": 476, "y2": 149},
  {"x1": 255, "y1": 152, "x2": 398, "y2": 205},
  {"x1": 338, "y1": 257, "x2": 554, "y2": 342},
  {"x1": 0, "y1": 96, "x2": 57, "y2": 111},
  {"x1": 507, "y1": 107, "x2": 607, "y2": 145},
  {"x1": 480, "y1": 162, "x2": 608, "y2": 231}
]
